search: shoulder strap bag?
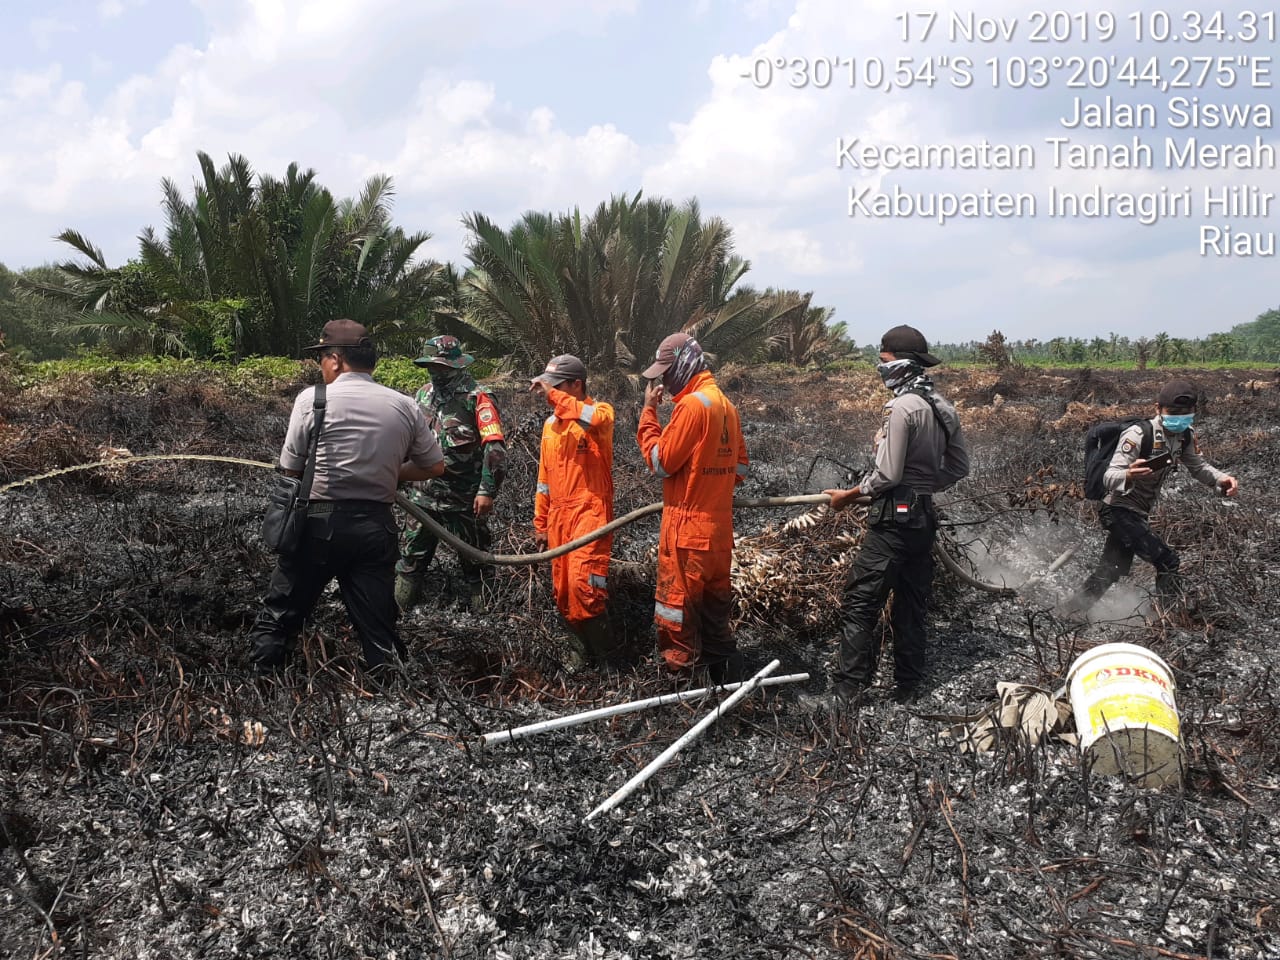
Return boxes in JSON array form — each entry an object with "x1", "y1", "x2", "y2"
[{"x1": 261, "y1": 383, "x2": 327, "y2": 554}]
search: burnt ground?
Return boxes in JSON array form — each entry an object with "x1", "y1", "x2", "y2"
[{"x1": 1, "y1": 361, "x2": 1278, "y2": 959}]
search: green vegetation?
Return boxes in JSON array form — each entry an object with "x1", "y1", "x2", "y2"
[
  {"x1": 931, "y1": 323, "x2": 1280, "y2": 368},
  {"x1": 0, "y1": 352, "x2": 501, "y2": 398},
  {"x1": 0, "y1": 150, "x2": 1272, "y2": 373},
  {"x1": 14, "y1": 153, "x2": 454, "y2": 361},
  {"x1": 2, "y1": 156, "x2": 851, "y2": 373},
  {"x1": 452, "y1": 194, "x2": 849, "y2": 374}
]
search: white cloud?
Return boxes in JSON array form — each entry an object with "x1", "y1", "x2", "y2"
[
  {"x1": 380, "y1": 77, "x2": 642, "y2": 257},
  {"x1": 0, "y1": 0, "x2": 1274, "y2": 341},
  {"x1": 0, "y1": 0, "x2": 646, "y2": 267},
  {"x1": 638, "y1": 0, "x2": 1278, "y2": 339},
  {"x1": 28, "y1": 17, "x2": 78, "y2": 52}
]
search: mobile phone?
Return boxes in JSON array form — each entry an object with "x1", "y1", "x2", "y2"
[{"x1": 1143, "y1": 451, "x2": 1172, "y2": 470}]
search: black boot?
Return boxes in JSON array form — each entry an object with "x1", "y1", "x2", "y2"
[
  {"x1": 1155, "y1": 571, "x2": 1183, "y2": 601},
  {"x1": 705, "y1": 650, "x2": 746, "y2": 686},
  {"x1": 576, "y1": 616, "x2": 618, "y2": 663}
]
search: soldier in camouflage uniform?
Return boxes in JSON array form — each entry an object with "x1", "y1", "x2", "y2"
[{"x1": 395, "y1": 336, "x2": 508, "y2": 611}]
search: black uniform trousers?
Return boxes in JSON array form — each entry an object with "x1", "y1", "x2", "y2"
[
  {"x1": 832, "y1": 506, "x2": 937, "y2": 695},
  {"x1": 249, "y1": 503, "x2": 405, "y2": 670},
  {"x1": 1080, "y1": 504, "x2": 1180, "y2": 601}
]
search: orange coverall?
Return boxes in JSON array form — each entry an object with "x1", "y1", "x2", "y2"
[
  {"x1": 636, "y1": 370, "x2": 749, "y2": 671},
  {"x1": 534, "y1": 388, "x2": 615, "y2": 627}
]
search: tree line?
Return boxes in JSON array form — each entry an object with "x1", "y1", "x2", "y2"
[
  {"x1": 0, "y1": 151, "x2": 1275, "y2": 368},
  {"x1": 945, "y1": 324, "x2": 1279, "y2": 368},
  {"x1": 0, "y1": 152, "x2": 851, "y2": 371}
]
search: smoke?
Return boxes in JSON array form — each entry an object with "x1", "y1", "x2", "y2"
[
  {"x1": 955, "y1": 514, "x2": 1081, "y2": 591},
  {"x1": 1081, "y1": 584, "x2": 1150, "y2": 625}
]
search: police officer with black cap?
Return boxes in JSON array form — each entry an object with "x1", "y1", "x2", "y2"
[
  {"x1": 248, "y1": 319, "x2": 445, "y2": 674},
  {"x1": 809, "y1": 325, "x2": 970, "y2": 708},
  {"x1": 1070, "y1": 378, "x2": 1239, "y2": 612}
]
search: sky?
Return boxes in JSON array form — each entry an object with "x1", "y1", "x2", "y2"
[{"x1": 1, "y1": 0, "x2": 1276, "y2": 344}]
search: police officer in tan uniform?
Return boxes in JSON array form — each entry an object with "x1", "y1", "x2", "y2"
[
  {"x1": 1072, "y1": 378, "x2": 1239, "y2": 611},
  {"x1": 249, "y1": 320, "x2": 444, "y2": 673},
  {"x1": 811, "y1": 326, "x2": 969, "y2": 707}
]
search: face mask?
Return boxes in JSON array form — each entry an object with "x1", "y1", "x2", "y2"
[
  {"x1": 876, "y1": 358, "x2": 921, "y2": 391},
  {"x1": 429, "y1": 366, "x2": 466, "y2": 387},
  {"x1": 1162, "y1": 414, "x2": 1194, "y2": 433},
  {"x1": 662, "y1": 341, "x2": 707, "y2": 396}
]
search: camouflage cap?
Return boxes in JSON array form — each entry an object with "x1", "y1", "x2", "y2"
[{"x1": 414, "y1": 335, "x2": 475, "y2": 369}]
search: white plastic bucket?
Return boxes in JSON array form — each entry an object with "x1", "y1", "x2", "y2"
[{"x1": 1066, "y1": 642, "x2": 1183, "y2": 788}]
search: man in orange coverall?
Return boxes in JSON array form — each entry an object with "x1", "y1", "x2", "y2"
[
  {"x1": 530, "y1": 354, "x2": 616, "y2": 669},
  {"x1": 637, "y1": 332, "x2": 749, "y2": 683}
]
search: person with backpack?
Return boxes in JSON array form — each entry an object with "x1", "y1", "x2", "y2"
[
  {"x1": 1070, "y1": 378, "x2": 1239, "y2": 613},
  {"x1": 808, "y1": 325, "x2": 970, "y2": 709}
]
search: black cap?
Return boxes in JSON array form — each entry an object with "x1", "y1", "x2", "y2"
[
  {"x1": 880, "y1": 325, "x2": 940, "y2": 367},
  {"x1": 1157, "y1": 379, "x2": 1198, "y2": 407}
]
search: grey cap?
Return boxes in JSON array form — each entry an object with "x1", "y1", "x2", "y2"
[{"x1": 532, "y1": 353, "x2": 588, "y2": 386}]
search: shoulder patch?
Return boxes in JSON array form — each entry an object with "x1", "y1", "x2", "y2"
[
  {"x1": 474, "y1": 391, "x2": 505, "y2": 442},
  {"x1": 1120, "y1": 438, "x2": 1136, "y2": 454}
]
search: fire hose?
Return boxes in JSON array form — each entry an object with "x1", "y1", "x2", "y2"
[{"x1": 0, "y1": 454, "x2": 1013, "y2": 594}]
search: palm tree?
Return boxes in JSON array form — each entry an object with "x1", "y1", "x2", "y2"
[
  {"x1": 767, "y1": 299, "x2": 853, "y2": 366},
  {"x1": 1134, "y1": 337, "x2": 1152, "y2": 370},
  {"x1": 455, "y1": 193, "x2": 785, "y2": 373},
  {"x1": 17, "y1": 231, "x2": 192, "y2": 356},
  {"x1": 26, "y1": 152, "x2": 448, "y2": 359},
  {"x1": 1153, "y1": 332, "x2": 1170, "y2": 365},
  {"x1": 1204, "y1": 332, "x2": 1235, "y2": 362}
]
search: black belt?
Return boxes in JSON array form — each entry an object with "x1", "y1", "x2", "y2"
[
  {"x1": 875, "y1": 487, "x2": 932, "y2": 503},
  {"x1": 307, "y1": 500, "x2": 392, "y2": 516}
]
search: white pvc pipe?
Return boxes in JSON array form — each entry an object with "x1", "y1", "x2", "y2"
[
  {"x1": 585, "y1": 659, "x2": 781, "y2": 822},
  {"x1": 481, "y1": 672, "x2": 808, "y2": 746},
  {"x1": 1022, "y1": 544, "x2": 1080, "y2": 589},
  {"x1": 1045, "y1": 544, "x2": 1079, "y2": 574}
]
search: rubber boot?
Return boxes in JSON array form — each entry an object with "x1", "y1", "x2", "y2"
[
  {"x1": 576, "y1": 616, "x2": 617, "y2": 663},
  {"x1": 1154, "y1": 571, "x2": 1188, "y2": 615},
  {"x1": 559, "y1": 632, "x2": 588, "y2": 674},
  {"x1": 395, "y1": 574, "x2": 424, "y2": 611},
  {"x1": 1155, "y1": 571, "x2": 1183, "y2": 602},
  {"x1": 706, "y1": 650, "x2": 746, "y2": 686}
]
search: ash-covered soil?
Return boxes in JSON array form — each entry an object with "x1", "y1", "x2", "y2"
[{"x1": 1, "y1": 362, "x2": 1278, "y2": 959}]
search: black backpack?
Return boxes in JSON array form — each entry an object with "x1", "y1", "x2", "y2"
[{"x1": 1083, "y1": 417, "x2": 1153, "y2": 501}]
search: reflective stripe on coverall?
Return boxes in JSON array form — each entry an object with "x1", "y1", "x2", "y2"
[
  {"x1": 534, "y1": 388, "x2": 615, "y2": 626},
  {"x1": 636, "y1": 370, "x2": 749, "y2": 671}
]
